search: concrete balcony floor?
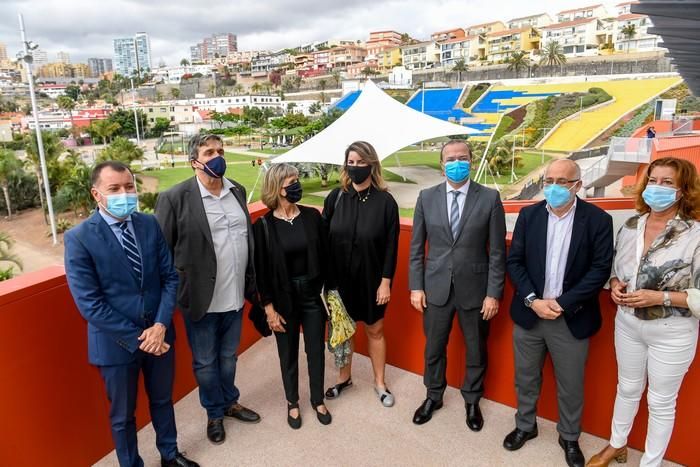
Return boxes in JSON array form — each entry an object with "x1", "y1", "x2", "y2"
[{"x1": 95, "y1": 337, "x2": 681, "y2": 467}]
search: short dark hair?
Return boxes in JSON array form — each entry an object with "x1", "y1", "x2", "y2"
[
  {"x1": 91, "y1": 161, "x2": 133, "y2": 186},
  {"x1": 188, "y1": 134, "x2": 223, "y2": 160},
  {"x1": 439, "y1": 139, "x2": 472, "y2": 163}
]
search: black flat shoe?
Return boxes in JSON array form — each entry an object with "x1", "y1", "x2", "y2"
[
  {"x1": 287, "y1": 402, "x2": 302, "y2": 430},
  {"x1": 206, "y1": 418, "x2": 225, "y2": 444},
  {"x1": 325, "y1": 378, "x2": 352, "y2": 399},
  {"x1": 503, "y1": 426, "x2": 538, "y2": 451},
  {"x1": 313, "y1": 404, "x2": 332, "y2": 425},
  {"x1": 466, "y1": 403, "x2": 484, "y2": 432},
  {"x1": 412, "y1": 398, "x2": 443, "y2": 425},
  {"x1": 559, "y1": 436, "x2": 585, "y2": 467},
  {"x1": 224, "y1": 403, "x2": 261, "y2": 423}
]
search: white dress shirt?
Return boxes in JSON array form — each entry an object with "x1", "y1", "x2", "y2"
[
  {"x1": 543, "y1": 197, "x2": 577, "y2": 299},
  {"x1": 445, "y1": 180, "x2": 470, "y2": 225},
  {"x1": 197, "y1": 177, "x2": 248, "y2": 313}
]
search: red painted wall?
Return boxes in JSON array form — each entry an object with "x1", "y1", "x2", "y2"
[{"x1": 0, "y1": 199, "x2": 697, "y2": 466}]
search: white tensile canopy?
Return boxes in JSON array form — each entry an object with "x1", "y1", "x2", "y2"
[{"x1": 271, "y1": 80, "x2": 479, "y2": 165}]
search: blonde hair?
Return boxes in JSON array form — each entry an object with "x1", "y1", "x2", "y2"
[
  {"x1": 261, "y1": 163, "x2": 299, "y2": 210},
  {"x1": 340, "y1": 141, "x2": 388, "y2": 192}
]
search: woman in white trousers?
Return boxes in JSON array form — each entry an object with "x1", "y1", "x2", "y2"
[{"x1": 588, "y1": 157, "x2": 700, "y2": 467}]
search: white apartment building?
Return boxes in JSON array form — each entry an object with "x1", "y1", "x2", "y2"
[
  {"x1": 440, "y1": 36, "x2": 482, "y2": 66},
  {"x1": 400, "y1": 41, "x2": 441, "y2": 70},
  {"x1": 184, "y1": 95, "x2": 282, "y2": 113},
  {"x1": 152, "y1": 64, "x2": 215, "y2": 84},
  {"x1": 614, "y1": 2, "x2": 660, "y2": 52},
  {"x1": 541, "y1": 17, "x2": 607, "y2": 56},
  {"x1": 507, "y1": 13, "x2": 553, "y2": 30},
  {"x1": 251, "y1": 51, "x2": 293, "y2": 72},
  {"x1": 556, "y1": 4, "x2": 609, "y2": 23}
]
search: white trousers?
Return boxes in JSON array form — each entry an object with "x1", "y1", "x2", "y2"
[{"x1": 610, "y1": 310, "x2": 698, "y2": 467}]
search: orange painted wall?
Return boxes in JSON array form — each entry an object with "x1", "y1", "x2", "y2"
[{"x1": 0, "y1": 200, "x2": 698, "y2": 466}]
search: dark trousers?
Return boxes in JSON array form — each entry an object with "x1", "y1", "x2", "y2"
[
  {"x1": 274, "y1": 277, "x2": 327, "y2": 406},
  {"x1": 423, "y1": 286, "x2": 490, "y2": 404},
  {"x1": 99, "y1": 348, "x2": 178, "y2": 467},
  {"x1": 513, "y1": 319, "x2": 589, "y2": 441},
  {"x1": 184, "y1": 309, "x2": 242, "y2": 419}
]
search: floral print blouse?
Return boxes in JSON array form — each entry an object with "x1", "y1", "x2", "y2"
[{"x1": 612, "y1": 213, "x2": 700, "y2": 320}]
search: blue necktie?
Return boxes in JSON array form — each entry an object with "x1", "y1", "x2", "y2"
[
  {"x1": 119, "y1": 222, "x2": 142, "y2": 284},
  {"x1": 450, "y1": 191, "x2": 461, "y2": 239}
]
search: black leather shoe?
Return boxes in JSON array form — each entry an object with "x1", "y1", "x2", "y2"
[
  {"x1": 287, "y1": 402, "x2": 302, "y2": 430},
  {"x1": 412, "y1": 398, "x2": 443, "y2": 425},
  {"x1": 225, "y1": 403, "x2": 261, "y2": 423},
  {"x1": 503, "y1": 426, "x2": 538, "y2": 451},
  {"x1": 466, "y1": 403, "x2": 484, "y2": 431},
  {"x1": 206, "y1": 418, "x2": 225, "y2": 444},
  {"x1": 313, "y1": 404, "x2": 332, "y2": 425},
  {"x1": 161, "y1": 452, "x2": 200, "y2": 467},
  {"x1": 559, "y1": 436, "x2": 585, "y2": 467}
]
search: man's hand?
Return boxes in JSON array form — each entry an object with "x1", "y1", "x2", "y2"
[
  {"x1": 138, "y1": 323, "x2": 166, "y2": 354},
  {"x1": 481, "y1": 296, "x2": 499, "y2": 320},
  {"x1": 531, "y1": 299, "x2": 562, "y2": 320},
  {"x1": 410, "y1": 290, "x2": 427, "y2": 313},
  {"x1": 610, "y1": 278, "x2": 627, "y2": 306}
]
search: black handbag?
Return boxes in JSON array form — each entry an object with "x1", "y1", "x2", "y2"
[{"x1": 248, "y1": 217, "x2": 272, "y2": 337}]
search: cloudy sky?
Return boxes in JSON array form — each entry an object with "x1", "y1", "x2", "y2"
[{"x1": 1, "y1": 0, "x2": 617, "y2": 66}]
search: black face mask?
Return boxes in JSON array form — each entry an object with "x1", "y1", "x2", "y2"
[
  {"x1": 283, "y1": 181, "x2": 303, "y2": 203},
  {"x1": 346, "y1": 165, "x2": 372, "y2": 185}
]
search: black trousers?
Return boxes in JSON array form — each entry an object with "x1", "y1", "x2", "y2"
[
  {"x1": 423, "y1": 286, "x2": 490, "y2": 404},
  {"x1": 274, "y1": 277, "x2": 327, "y2": 406}
]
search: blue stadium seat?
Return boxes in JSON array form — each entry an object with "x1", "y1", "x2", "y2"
[
  {"x1": 332, "y1": 91, "x2": 361, "y2": 111},
  {"x1": 406, "y1": 89, "x2": 474, "y2": 122},
  {"x1": 471, "y1": 90, "x2": 558, "y2": 113}
]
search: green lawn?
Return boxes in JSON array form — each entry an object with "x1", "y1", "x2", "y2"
[{"x1": 256, "y1": 148, "x2": 287, "y2": 155}]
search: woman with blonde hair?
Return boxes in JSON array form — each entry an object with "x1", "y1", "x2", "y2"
[
  {"x1": 588, "y1": 157, "x2": 700, "y2": 467},
  {"x1": 253, "y1": 163, "x2": 331, "y2": 429},
  {"x1": 323, "y1": 141, "x2": 400, "y2": 407}
]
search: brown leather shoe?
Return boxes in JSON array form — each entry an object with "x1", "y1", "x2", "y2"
[{"x1": 586, "y1": 445, "x2": 627, "y2": 467}]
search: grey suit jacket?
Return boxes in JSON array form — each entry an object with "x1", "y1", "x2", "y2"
[
  {"x1": 155, "y1": 176, "x2": 256, "y2": 322},
  {"x1": 409, "y1": 181, "x2": 507, "y2": 309}
]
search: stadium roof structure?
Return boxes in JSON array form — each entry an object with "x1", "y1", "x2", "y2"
[
  {"x1": 633, "y1": 0, "x2": 700, "y2": 95},
  {"x1": 271, "y1": 80, "x2": 479, "y2": 165}
]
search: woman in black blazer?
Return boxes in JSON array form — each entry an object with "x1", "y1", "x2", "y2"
[{"x1": 253, "y1": 163, "x2": 331, "y2": 429}]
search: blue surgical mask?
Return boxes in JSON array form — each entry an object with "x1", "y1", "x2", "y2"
[
  {"x1": 544, "y1": 184, "x2": 574, "y2": 209},
  {"x1": 199, "y1": 156, "x2": 227, "y2": 178},
  {"x1": 445, "y1": 160, "x2": 470, "y2": 183},
  {"x1": 642, "y1": 185, "x2": 679, "y2": 212},
  {"x1": 100, "y1": 192, "x2": 138, "y2": 219}
]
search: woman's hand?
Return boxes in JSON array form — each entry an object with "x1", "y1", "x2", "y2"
[
  {"x1": 622, "y1": 289, "x2": 663, "y2": 308},
  {"x1": 610, "y1": 278, "x2": 627, "y2": 306},
  {"x1": 265, "y1": 305, "x2": 286, "y2": 333},
  {"x1": 376, "y1": 278, "x2": 391, "y2": 305}
]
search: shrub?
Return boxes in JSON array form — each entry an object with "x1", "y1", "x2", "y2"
[
  {"x1": 0, "y1": 172, "x2": 40, "y2": 213},
  {"x1": 139, "y1": 192, "x2": 159, "y2": 211}
]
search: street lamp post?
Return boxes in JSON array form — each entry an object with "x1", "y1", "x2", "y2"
[
  {"x1": 130, "y1": 78, "x2": 141, "y2": 144},
  {"x1": 18, "y1": 13, "x2": 57, "y2": 245},
  {"x1": 537, "y1": 127, "x2": 552, "y2": 163}
]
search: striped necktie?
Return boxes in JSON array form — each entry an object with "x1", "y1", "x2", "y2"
[
  {"x1": 450, "y1": 191, "x2": 461, "y2": 239},
  {"x1": 119, "y1": 221, "x2": 142, "y2": 283}
]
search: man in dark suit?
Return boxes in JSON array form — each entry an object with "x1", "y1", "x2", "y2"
[
  {"x1": 504, "y1": 159, "x2": 613, "y2": 467},
  {"x1": 409, "y1": 140, "x2": 506, "y2": 430},
  {"x1": 64, "y1": 161, "x2": 198, "y2": 467},
  {"x1": 155, "y1": 134, "x2": 260, "y2": 445}
]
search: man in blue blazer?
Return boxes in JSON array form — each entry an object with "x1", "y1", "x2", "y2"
[
  {"x1": 64, "y1": 161, "x2": 198, "y2": 467},
  {"x1": 504, "y1": 159, "x2": 613, "y2": 467}
]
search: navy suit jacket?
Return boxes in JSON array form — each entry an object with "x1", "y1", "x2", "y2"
[
  {"x1": 506, "y1": 198, "x2": 614, "y2": 339},
  {"x1": 64, "y1": 210, "x2": 179, "y2": 366}
]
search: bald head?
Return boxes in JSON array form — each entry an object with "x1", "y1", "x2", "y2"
[{"x1": 545, "y1": 159, "x2": 581, "y2": 182}]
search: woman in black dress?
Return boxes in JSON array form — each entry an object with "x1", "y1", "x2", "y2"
[
  {"x1": 253, "y1": 163, "x2": 331, "y2": 429},
  {"x1": 323, "y1": 141, "x2": 400, "y2": 407}
]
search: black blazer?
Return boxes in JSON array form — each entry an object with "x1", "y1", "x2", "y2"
[
  {"x1": 155, "y1": 176, "x2": 256, "y2": 322},
  {"x1": 253, "y1": 206, "x2": 327, "y2": 319},
  {"x1": 507, "y1": 198, "x2": 614, "y2": 339}
]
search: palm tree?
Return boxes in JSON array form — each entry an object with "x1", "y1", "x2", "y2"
[
  {"x1": 24, "y1": 131, "x2": 64, "y2": 223},
  {"x1": 0, "y1": 232, "x2": 22, "y2": 276},
  {"x1": 180, "y1": 58, "x2": 190, "y2": 66},
  {"x1": 507, "y1": 51, "x2": 532, "y2": 78},
  {"x1": 539, "y1": 41, "x2": 567, "y2": 76},
  {"x1": 233, "y1": 83, "x2": 245, "y2": 95},
  {"x1": 318, "y1": 79, "x2": 327, "y2": 92},
  {"x1": 621, "y1": 24, "x2": 637, "y2": 53},
  {"x1": 56, "y1": 95, "x2": 76, "y2": 132},
  {"x1": 0, "y1": 149, "x2": 22, "y2": 219},
  {"x1": 452, "y1": 59, "x2": 468, "y2": 82},
  {"x1": 331, "y1": 71, "x2": 341, "y2": 88},
  {"x1": 90, "y1": 119, "x2": 121, "y2": 146},
  {"x1": 170, "y1": 88, "x2": 181, "y2": 99},
  {"x1": 251, "y1": 83, "x2": 262, "y2": 94},
  {"x1": 208, "y1": 83, "x2": 217, "y2": 97}
]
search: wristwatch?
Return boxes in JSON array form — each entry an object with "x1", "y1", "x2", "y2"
[
  {"x1": 663, "y1": 291, "x2": 671, "y2": 307},
  {"x1": 524, "y1": 293, "x2": 537, "y2": 308}
]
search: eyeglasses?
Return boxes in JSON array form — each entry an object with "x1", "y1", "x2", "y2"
[{"x1": 543, "y1": 178, "x2": 580, "y2": 186}]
